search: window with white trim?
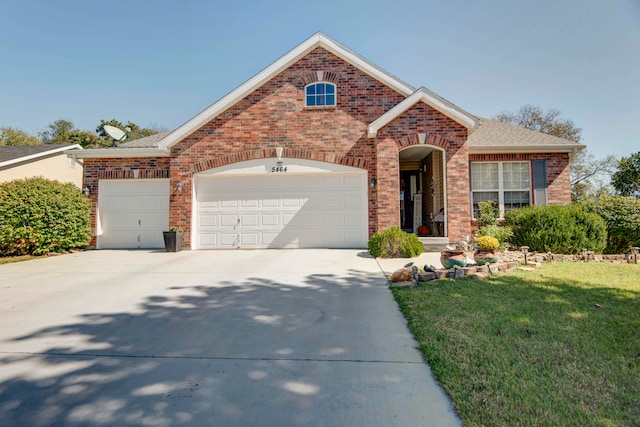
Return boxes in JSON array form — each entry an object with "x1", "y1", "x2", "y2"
[
  {"x1": 471, "y1": 161, "x2": 531, "y2": 218},
  {"x1": 305, "y1": 82, "x2": 336, "y2": 107}
]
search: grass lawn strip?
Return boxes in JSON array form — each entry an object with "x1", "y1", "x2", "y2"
[{"x1": 393, "y1": 262, "x2": 640, "y2": 426}]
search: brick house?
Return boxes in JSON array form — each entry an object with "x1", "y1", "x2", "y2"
[{"x1": 68, "y1": 33, "x2": 583, "y2": 250}]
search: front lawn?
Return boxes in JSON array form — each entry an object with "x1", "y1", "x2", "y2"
[{"x1": 392, "y1": 262, "x2": 640, "y2": 426}]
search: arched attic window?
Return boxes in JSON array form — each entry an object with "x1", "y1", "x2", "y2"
[{"x1": 305, "y1": 82, "x2": 336, "y2": 107}]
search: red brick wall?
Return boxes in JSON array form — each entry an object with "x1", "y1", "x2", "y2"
[
  {"x1": 469, "y1": 152, "x2": 572, "y2": 205},
  {"x1": 170, "y1": 47, "x2": 468, "y2": 244},
  {"x1": 82, "y1": 157, "x2": 170, "y2": 246}
]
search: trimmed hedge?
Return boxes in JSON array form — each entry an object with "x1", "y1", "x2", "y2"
[
  {"x1": 504, "y1": 205, "x2": 607, "y2": 254},
  {"x1": 368, "y1": 226, "x2": 424, "y2": 258},
  {"x1": 581, "y1": 196, "x2": 640, "y2": 254},
  {"x1": 0, "y1": 177, "x2": 91, "y2": 256}
]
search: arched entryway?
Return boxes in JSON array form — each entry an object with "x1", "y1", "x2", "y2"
[{"x1": 399, "y1": 145, "x2": 446, "y2": 238}]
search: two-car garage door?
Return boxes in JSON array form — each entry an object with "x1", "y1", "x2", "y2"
[{"x1": 193, "y1": 170, "x2": 368, "y2": 249}]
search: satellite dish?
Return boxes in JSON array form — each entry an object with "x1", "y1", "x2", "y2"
[{"x1": 103, "y1": 125, "x2": 127, "y2": 147}]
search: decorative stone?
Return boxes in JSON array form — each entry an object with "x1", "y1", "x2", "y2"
[
  {"x1": 488, "y1": 264, "x2": 500, "y2": 274},
  {"x1": 497, "y1": 263, "x2": 509, "y2": 272},
  {"x1": 435, "y1": 270, "x2": 449, "y2": 279},
  {"x1": 476, "y1": 264, "x2": 489, "y2": 273},
  {"x1": 471, "y1": 272, "x2": 490, "y2": 280},
  {"x1": 390, "y1": 268, "x2": 411, "y2": 282},
  {"x1": 506, "y1": 261, "x2": 518, "y2": 270},
  {"x1": 462, "y1": 267, "x2": 477, "y2": 276},
  {"x1": 418, "y1": 272, "x2": 437, "y2": 282},
  {"x1": 453, "y1": 267, "x2": 465, "y2": 279}
]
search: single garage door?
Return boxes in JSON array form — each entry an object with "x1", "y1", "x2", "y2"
[
  {"x1": 194, "y1": 169, "x2": 367, "y2": 249},
  {"x1": 97, "y1": 179, "x2": 169, "y2": 249}
]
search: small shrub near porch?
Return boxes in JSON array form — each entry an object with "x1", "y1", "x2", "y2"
[{"x1": 368, "y1": 226, "x2": 424, "y2": 258}]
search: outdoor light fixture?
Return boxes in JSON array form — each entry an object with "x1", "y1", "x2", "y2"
[
  {"x1": 175, "y1": 182, "x2": 184, "y2": 192},
  {"x1": 275, "y1": 147, "x2": 283, "y2": 162},
  {"x1": 131, "y1": 168, "x2": 140, "y2": 179},
  {"x1": 632, "y1": 247, "x2": 640, "y2": 264},
  {"x1": 520, "y1": 246, "x2": 529, "y2": 265},
  {"x1": 82, "y1": 186, "x2": 91, "y2": 197},
  {"x1": 370, "y1": 178, "x2": 377, "y2": 188}
]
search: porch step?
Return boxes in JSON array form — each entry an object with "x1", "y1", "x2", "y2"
[{"x1": 418, "y1": 236, "x2": 450, "y2": 252}]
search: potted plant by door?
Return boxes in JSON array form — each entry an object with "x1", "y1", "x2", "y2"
[
  {"x1": 474, "y1": 235, "x2": 500, "y2": 265},
  {"x1": 163, "y1": 226, "x2": 184, "y2": 252}
]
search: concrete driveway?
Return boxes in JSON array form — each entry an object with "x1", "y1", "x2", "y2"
[{"x1": 0, "y1": 250, "x2": 459, "y2": 426}]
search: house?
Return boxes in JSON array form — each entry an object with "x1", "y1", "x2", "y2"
[
  {"x1": 0, "y1": 143, "x2": 83, "y2": 187},
  {"x1": 67, "y1": 33, "x2": 583, "y2": 250}
]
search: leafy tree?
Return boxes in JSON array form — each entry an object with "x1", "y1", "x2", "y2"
[
  {"x1": 0, "y1": 127, "x2": 41, "y2": 146},
  {"x1": 611, "y1": 152, "x2": 640, "y2": 198},
  {"x1": 39, "y1": 119, "x2": 75, "y2": 144},
  {"x1": 493, "y1": 104, "x2": 582, "y2": 143},
  {"x1": 96, "y1": 119, "x2": 159, "y2": 143},
  {"x1": 39, "y1": 119, "x2": 105, "y2": 148},
  {"x1": 570, "y1": 150, "x2": 617, "y2": 202}
]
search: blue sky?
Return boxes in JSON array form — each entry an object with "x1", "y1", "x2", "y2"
[{"x1": 0, "y1": 0, "x2": 638, "y2": 158}]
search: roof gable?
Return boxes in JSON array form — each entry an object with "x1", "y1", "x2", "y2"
[
  {"x1": 158, "y1": 32, "x2": 418, "y2": 151},
  {"x1": 368, "y1": 87, "x2": 479, "y2": 138}
]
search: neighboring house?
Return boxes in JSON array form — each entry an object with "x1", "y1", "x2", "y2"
[
  {"x1": 67, "y1": 33, "x2": 583, "y2": 250},
  {"x1": 0, "y1": 144, "x2": 83, "y2": 187}
]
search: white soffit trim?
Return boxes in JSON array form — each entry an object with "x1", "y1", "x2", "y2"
[
  {"x1": 1, "y1": 144, "x2": 82, "y2": 168},
  {"x1": 65, "y1": 148, "x2": 170, "y2": 159},
  {"x1": 158, "y1": 32, "x2": 416, "y2": 151},
  {"x1": 368, "y1": 87, "x2": 479, "y2": 138}
]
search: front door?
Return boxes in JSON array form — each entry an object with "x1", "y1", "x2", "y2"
[{"x1": 400, "y1": 171, "x2": 419, "y2": 232}]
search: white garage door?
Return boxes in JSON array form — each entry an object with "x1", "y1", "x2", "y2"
[
  {"x1": 194, "y1": 169, "x2": 367, "y2": 249},
  {"x1": 98, "y1": 180, "x2": 169, "y2": 249}
]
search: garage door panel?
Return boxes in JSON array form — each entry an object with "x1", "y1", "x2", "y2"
[
  {"x1": 194, "y1": 172, "x2": 367, "y2": 249},
  {"x1": 241, "y1": 214, "x2": 259, "y2": 226},
  {"x1": 220, "y1": 215, "x2": 239, "y2": 227}
]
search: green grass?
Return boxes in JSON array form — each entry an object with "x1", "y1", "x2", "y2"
[{"x1": 392, "y1": 262, "x2": 640, "y2": 426}]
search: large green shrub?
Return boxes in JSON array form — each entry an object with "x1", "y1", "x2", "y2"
[
  {"x1": 0, "y1": 177, "x2": 91, "y2": 256},
  {"x1": 368, "y1": 226, "x2": 424, "y2": 258},
  {"x1": 504, "y1": 205, "x2": 607, "y2": 254},
  {"x1": 581, "y1": 196, "x2": 640, "y2": 253}
]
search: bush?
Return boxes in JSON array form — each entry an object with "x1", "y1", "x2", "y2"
[
  {"x1": 477, "y1": 235, "x2": 500, "y2": 249},
  {"x1": 474, "y1": 200, "x2": 513, "y2": 249},
  {"x1": 368, "y1": 226, "x2": 424, "y2": 258},
  {"x1": 581, "y1": 196, "x2": 640, "y2": 253},
  {"x1": 0, "y1": 177, "x2": 91, "y2": 256},
  {"x1": 504, "y1": 205, "x2": 607, "y2": 254}
]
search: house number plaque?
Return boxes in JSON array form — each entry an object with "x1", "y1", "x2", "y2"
[{"x1": 271, "y1": 161, "x2": 288, "y2": 173}]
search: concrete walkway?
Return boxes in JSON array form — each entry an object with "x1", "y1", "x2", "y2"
[{"x1": 0, "y1": 250, "x2": 460, "y2": 426}]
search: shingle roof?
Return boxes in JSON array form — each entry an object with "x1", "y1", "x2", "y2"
[
  {"x1": 468, "y1": 118, "x2": 585, "y2": 152},
  {"x1": 0, "y1": 144, "x2": 77, "y2": 163},
  {"x1": 118, "y1": 131, "x2": 173, "y2": 148}
]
